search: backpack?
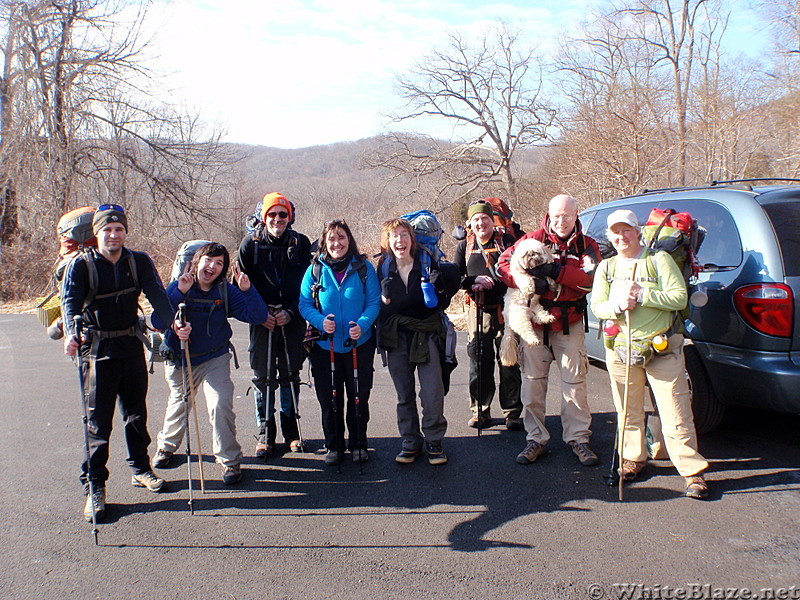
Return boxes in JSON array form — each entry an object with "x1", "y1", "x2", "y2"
[
  {"x1": 378, "y1": 209, "x2": 459, "y2": 304},
  {"x1": 57, "y1": 206, "x2": 97, "y2": 257},
  {"x1": 452, "y1": 198, "x2": 524, "y2": 242},
  {"x1": 38, "y1": 207, "x2": 98, "y2": 330},
  {"x1": 171, "y1": 239, "x2": 213, "y2": 281},
  {"x1": 641, "y1": 207, "x2": 701, "y2": 320},
  {"x1": 169, "y1": 239, "x2": 229, "y2": 317},
  {"x1": 401, "y1": 209, "x2": 445, "y2": 265}
]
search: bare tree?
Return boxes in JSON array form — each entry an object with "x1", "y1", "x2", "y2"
[
  {"x1": 0, "y1": 0, "x2": 233, "y2": 258},
  {"x1": 366, "y1": 23, "x2": 555, "y2": 208}
]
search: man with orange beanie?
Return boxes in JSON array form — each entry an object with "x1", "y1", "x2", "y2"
[{"x1": 238, "y1": 193, "x2": 312, "y2": 459}]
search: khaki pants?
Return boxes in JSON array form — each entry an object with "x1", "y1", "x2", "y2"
[
  {"x1": 518, "y1": 329, "x2": 592, "y2": 446},
  {"x1": 605, "y1": 334, "x2": 708, "y2": 477},
  {"x1": 158, "y1": 353, "x2": 243, "y2": 468}
]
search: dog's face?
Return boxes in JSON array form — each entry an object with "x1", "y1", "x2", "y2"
[{"x1": 511, "y1": 238, "x2": 554, "y2": 272}]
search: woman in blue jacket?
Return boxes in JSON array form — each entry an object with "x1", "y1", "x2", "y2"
[
  {"x1": 299, "y1": 219, "x2": 381, "y2": 466},
  {"x1": 152, "y1": 242, "x2": 268, "y2": 485}
]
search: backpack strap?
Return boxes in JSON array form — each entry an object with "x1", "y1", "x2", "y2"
[{"x1": 82, "y1": 251, "x2": 139, "y2": 310}]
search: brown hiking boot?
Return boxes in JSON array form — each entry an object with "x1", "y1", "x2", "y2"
[
  {"x1": 569, "y1": 441, "x2": 599, "y2": 466},
  {"x1": 684, "y1": 474, "x2": 709, "y2": 500},
  {"x1": 516, "y1": 440, "x2": 546, "y2": 464},
  {"x1": 255, "y1": 441, "x2": 274, "y2": 460},
  {"x1": 618, "y1": 459, "x2": 646, "y2": 481}
]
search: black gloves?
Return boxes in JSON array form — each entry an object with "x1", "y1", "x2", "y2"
[
  {"x1": 525, "y1": 262, "x2": 561, "y2": 280},
  {"x1": 533, "y1": 277, "x2": 549, "y2": 295},
  {"x1": 381, "y1": 276, "x2": 393, "y2": 298}
]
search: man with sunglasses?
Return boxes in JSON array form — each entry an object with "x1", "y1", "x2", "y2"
[
  {"x1": 238, "y1": 193, "x2": 312, "y2": 459},
  {"x1": 61, "y1": 204, "x2": 191, "y2": 522}
]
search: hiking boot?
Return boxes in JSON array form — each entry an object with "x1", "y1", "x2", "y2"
[
  {"x1": 152, "y1": 449, "x2": 173, "y2": 469},
  {"x1": 222, "y1": 464, "x2": 242, "y2": 486},
  {"x1": 569, "y1": 441, "x2": 599, "y2": 466},
  {"x1": 325, "y1": 450, "x2": 340, "y2": 466},
  {"x1": 426, "y1": 442, "x2": 448, "y2": 465},
  {"x1": 504, "y1": 417, "x2": 523, "y2": 430},
  {"x1": 395, "y1": 447, "x2": 422, "y2": 464},
  {"x1": 516, "y1": 440, "x2": 546, "y2": 464},
  {"x1": 255, "y1": 441, "x2": 274, "y2": 460},
  {"x1": 352, "y1": 449, "x2": 369, "y2": 463},
  {"x1": 131, "y1": 470, "x2": 166, "y2": 492},
  {"x1": 83, "y1": 487, "x2": 106, "y2": 523},
  {"x1": 468, "y1": 415, "x2": 492, "y2": 429},
  {"x1": 288, "y1": 439, "x2": 303, "y2": 453},
  {"x1": 618, "y1": 459, "x2": 647, "y2": 481},
  {"x1": 684, "y1": 474, "x2": 709, "y2": 500}
]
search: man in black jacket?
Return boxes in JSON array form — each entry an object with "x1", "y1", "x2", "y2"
[
  {"x1": 62, "y1": 205, "x2": 190, "y2": 523},
  {"x1": 238, "y1": 193, "x2": 312, "y2": 459},
  {"x1": 453, "y1": 200, "x2": 523, "y2": 430}
]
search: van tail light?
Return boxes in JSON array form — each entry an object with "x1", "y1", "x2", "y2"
[{"x1": 733, "y1": 284, "x2": 794, "y2": 337}]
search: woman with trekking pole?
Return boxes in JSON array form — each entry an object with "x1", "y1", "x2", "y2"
[
  {"x1": 590, "y1": 210, "x2": 710, "y2": 500},
  {"x1": 151, "y1": 242, "x2": 268, "y2": 486},
  {"x1": 299, "y1": 219, "x2": 381, "y2": 467}
]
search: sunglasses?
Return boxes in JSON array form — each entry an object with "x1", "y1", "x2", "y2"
[
  {"x1": 98, "y1": 203, "x2": 125, "y2": 213},
  {"x1": 267, "y1": 211, "x2": 288, "y2": 219}
]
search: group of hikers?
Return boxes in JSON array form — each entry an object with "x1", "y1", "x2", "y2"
[{"x1": 58, "y1": 192, "x2": 710, "y2": 525}]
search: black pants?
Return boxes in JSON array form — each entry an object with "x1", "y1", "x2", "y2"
[
  {"x1": 81, "y1": 352, "x2": 152, "y2": 490},
  {"x1": 249, "y1": 319, "x2": 305, "y2": 439},
  {"x1": 309, "y1": 335, "x2": 376, "y2": 452}
]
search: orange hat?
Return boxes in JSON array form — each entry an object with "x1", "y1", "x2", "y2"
[{"x1": 260, "y1": 192, "x2": 293, "y2": 222}]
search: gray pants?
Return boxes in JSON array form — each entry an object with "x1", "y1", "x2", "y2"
[
  {"x1": 158, "y1": 353, "x2": 243, "y2": 468},
  {"x1": 386, "y1": 329, "x2": 447, "y2": 450}
]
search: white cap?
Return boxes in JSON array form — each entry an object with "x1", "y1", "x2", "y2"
[{"x1": 607, "y1": 209, "x2": 640, "y2": 230}]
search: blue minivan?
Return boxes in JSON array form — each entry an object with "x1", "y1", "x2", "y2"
[{"x1": 578, "y1": 181, "x2": 800, "y2": 432}]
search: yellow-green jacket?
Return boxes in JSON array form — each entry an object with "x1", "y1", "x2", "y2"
[{"x1": 591, "y1": 248, "x2": 687, "y2": 341}]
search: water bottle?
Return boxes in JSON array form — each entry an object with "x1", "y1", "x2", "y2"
[
  {"x1": 421, "y1": 279, "x2": 437, "y2": 308},
  {"x1": 603, "y1": 321, "x2": 620, "y2": 349},
  {"x1": 652, "y1": 334, "x2": 670, "y2": 355}
]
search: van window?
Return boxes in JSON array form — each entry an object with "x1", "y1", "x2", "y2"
[
  {"x1": 583, "y1": 200, "x2": 742, "y2": 268},
  {"x1": 583, "y1": 206, "x2": 651, "y2": 259},
  {"x1": 656, "y1": 200, "x2": 742, "y2": 270},
  {"x1": 761, "y1": 201, "x2": 800, "y2": 277}
]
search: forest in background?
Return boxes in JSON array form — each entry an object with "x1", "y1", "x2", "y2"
[{"x1": 1, "y1": 0, "x2": 798, "y2": 301}]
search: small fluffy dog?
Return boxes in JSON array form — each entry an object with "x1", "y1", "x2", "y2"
[{"x1": 499, "y1": 238, "x2": 558, "y2": 366}]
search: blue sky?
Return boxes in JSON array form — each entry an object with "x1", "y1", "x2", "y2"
[{"x1": 148, "y1": 0, "x2": 770, "y2": 149}]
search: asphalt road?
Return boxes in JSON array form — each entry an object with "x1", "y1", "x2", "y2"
[{"x1": 1, "y1": 313, "x2": 799, "y2": 600}]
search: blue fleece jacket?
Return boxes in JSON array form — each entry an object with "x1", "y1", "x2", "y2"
[
  {"x1": 152, "y1": 280, "x2": 268, "y2": 366},
  {"x1": 298, "y1": 256, "x2": 381, "y2": 354}
]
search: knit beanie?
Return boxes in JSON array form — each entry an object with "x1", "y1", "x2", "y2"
[
  {"x1": 260, "y1": 192, "x2": 293, "y2": 222},
  {"x1": 468, "y1": 201, "x2": 494, "y2": 220},
  {"x1": 92, "y1": 206, "x2": 128, "y2": 235}
]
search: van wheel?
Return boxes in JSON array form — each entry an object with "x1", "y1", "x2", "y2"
[{"x1": 684, "y1": 345, "x2": 725, "y2": 434}]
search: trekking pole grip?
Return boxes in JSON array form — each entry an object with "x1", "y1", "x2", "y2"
[{"x1": 73, "y1": 315, "x2": 83, "y2": 345}]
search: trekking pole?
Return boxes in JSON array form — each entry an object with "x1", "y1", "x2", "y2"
[
  {"x1": 177, "y1": 304, "x2": 195, "y2": 513},
  {"x1": 476, "y1": 291, "x2": 484, "y2": 437},
  {"x1": 618, "y1": 262, "x2": 637, "y2": 502},
  {"x1": 261, "y1": 324, "x2": 274, "y2": 463},
  {"x1": 73, "y1": 316, "x2": 99, "y2": 545},
  {"x1": 280, "y1": 324, "x2": 306, "y2": 453},
  {"x1": 345, "y1": 324, "x2": 362, "y2": 475},
  {"x1": 326, "y1": 315, "x2": 341, "y2": 473},
  {"x1": 180, "y1": 305, "x2": 205, "y2": 494}
]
